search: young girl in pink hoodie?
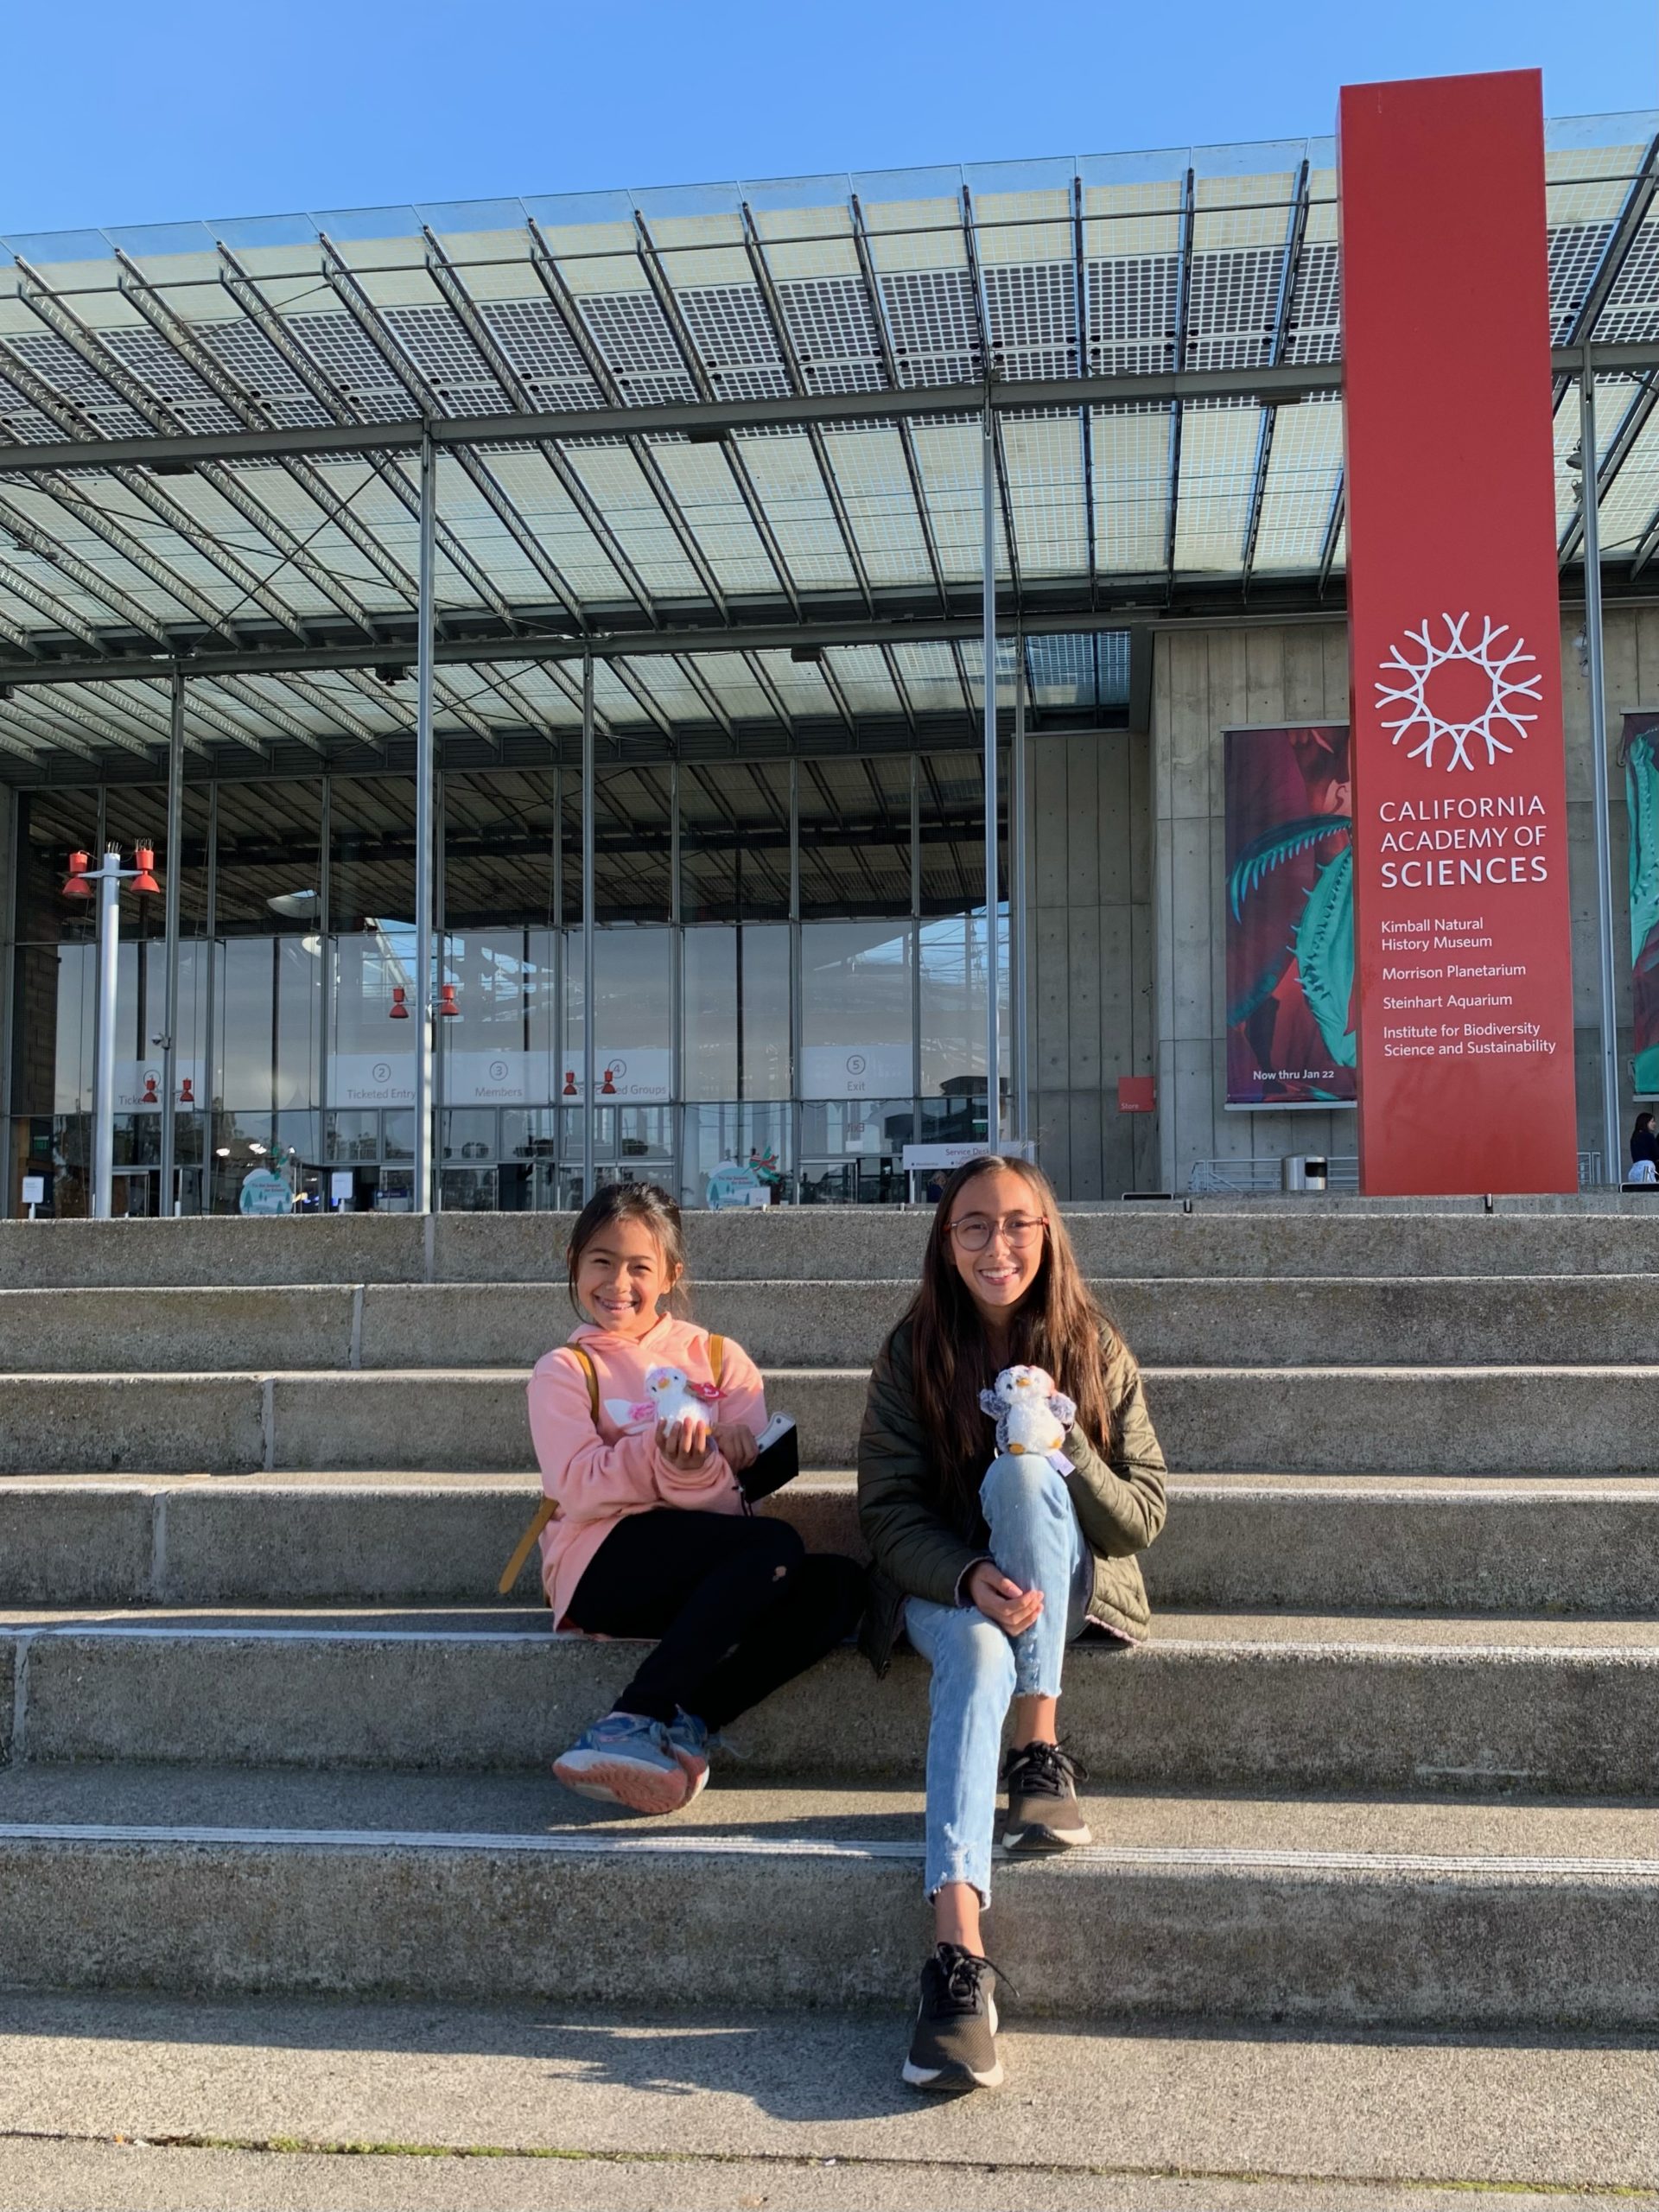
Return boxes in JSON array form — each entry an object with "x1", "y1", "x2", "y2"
[{"x1": 529, "y1": 1182, "x2": 864, "y2": 1815}]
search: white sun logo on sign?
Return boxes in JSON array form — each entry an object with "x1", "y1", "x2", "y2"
[{"x1": 1375, "y1": 613, "x2": 1542, "y2": 772}]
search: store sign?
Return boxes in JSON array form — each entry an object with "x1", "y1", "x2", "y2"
[
  {"x1": 800, "y1": 1044, "x2": 911, "y2": 1100},
  {"x1": 330, "y1": 1052, "x2": 415, "y2": 1108},
  {"x1": 1341, "y1": 69, "x2": 1577, "y2": 1194},
  {"x1": 115, "y1": 1060, "x2": 206, "y2": 1111},
  {"x1": 559, "y1": 1050, "x2": 672, "y2": 1103}
]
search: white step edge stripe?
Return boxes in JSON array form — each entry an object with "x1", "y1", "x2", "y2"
[
  {"x1": 0, "y1": 1821, "x2": 1656, "y2": 1880},
  {"x1": 4, "y1": 1620, "x2": 1656, "y2": 1662}
]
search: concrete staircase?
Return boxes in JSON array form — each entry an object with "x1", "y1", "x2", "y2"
[{"x1": 3, "y1": 1205, "x2": 1658, "y2": 2028}]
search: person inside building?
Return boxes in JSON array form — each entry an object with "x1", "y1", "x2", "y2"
[
  {"x1": 856, "y1": 1154, "x2": 1167, "y2": 2092},
  {"x1": 530, "y1": 1182, "x2": 865, "y2": 1813},
  {"x1": 1630, "y1": 1110, "x2": 1658, "y2": 1184}
]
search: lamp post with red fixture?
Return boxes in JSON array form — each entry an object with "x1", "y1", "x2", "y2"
[{"x1": 64, "y1": 842, "x2": 160, "y2": 1220}]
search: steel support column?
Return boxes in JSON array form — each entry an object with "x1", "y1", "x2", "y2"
[
  {"x1": 414, "y1": 432, "x2": 437, "y2": 1214},
  {"x1": 581, "y1": 652, "x2": 596, "y2": 1205},
  {"x1": 316, "y1": 776, "x2": 331, "y2": 1209},
  {"x1": 789, "y1": 755, "x2": 803, "y2": 1206},
  {"x1": 1580, "y1": 358, "x2": 1623, "y2": 1186},
  {"x1": 982, "y1": 404, "x2": 1001, "y2": 1151},
  {"x1": 670, "y1": 760, "x2": 683, "y2": 1206},
  {"x1": 159, "y1": 671, "x2": 184, "y2": 1216},
  {"x1": 1012, "y1": 639, "x2": 1029, "y2": 1147},
  {"x1": 910, "y1": 752, "x2": 923, "y2": 1185},
  {"x1": 92, "y1": 850, "x2": 120, "y2": 1220},
  {"x1": 202, "y1": 785, "x2": 218, "y2": 1213}
]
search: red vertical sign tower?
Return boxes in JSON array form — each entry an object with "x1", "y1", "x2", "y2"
[{"x1": 1341, "y1": 71, "x2": 1578, "y2": 1194}]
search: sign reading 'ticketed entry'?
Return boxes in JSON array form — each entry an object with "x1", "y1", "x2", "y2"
[{"x1": 1339, "y1": 68, "x2": 1578, "y2": 1194}]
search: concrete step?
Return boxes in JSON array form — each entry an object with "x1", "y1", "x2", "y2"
[
  {"x1": 4, "y1": 1363, "x2": 1659, "y2": 1476},
  {"x1": 6, "y1": 1272, "x2": 1658, "y2": 1371},
  {"x1": 7, "y1": 1471, "x2": 1659, "y2": 1616},
  {"x1": 8, "y1": 1202, "x2": 1659, "y2": 1290},
  {"x1": 0, "y1": 1761, "x2": 1654, "y2": 2025},
  {"x1": 5, "y1": 1988, "x2": 1657, "y2": 2212},
  {"x1": 7, "y1": 1609, "x2": 1659, "y2": 1793}
]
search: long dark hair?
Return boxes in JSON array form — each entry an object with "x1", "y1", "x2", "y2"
[
  {"x1": 901, "y1": 1155, "x2": 1120, "y2": 1520},
  {"x1": 566, "y1": 1182, "x2": 690, "y2": 1320}
]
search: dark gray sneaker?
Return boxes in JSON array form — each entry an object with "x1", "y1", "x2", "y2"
[
  {"x1": 901, "y1": 1943, "x2": 1003, "y2": 2092},
  {"x1": 1001, "y1": 1740, "x2": 1091, "y2": 1854}
]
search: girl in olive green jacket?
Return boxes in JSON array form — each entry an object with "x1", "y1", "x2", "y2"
[{"x1": 855, "y1": 1155, "x2": 1166, "y2": 2093}]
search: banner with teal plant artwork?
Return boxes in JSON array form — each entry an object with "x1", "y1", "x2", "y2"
[
  {"x1": 1224, "y1": 724, "x2": 1357, "y2": 1106},
  {"x1": 1621, "y1": 710, "x2": 1659, "y2": 1096}
]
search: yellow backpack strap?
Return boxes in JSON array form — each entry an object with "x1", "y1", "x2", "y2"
[
  {"x1": 571, "y1": 1343, "x2": 601, "y2": 1420},
  {"x1": 709, "y1": 1334, "x2": 725, "y2": 1389},
  {"x1": 497, "y1": 1344, "x2": 599, "y2": 1598}
]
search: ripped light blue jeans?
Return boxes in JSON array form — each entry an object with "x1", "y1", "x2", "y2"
[{"x1": 904, "y1": 1452, "x2": 1092, "y2": 1904}]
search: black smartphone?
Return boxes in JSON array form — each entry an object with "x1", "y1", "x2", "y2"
[{"x1": 740, "y1": 1413, "x2": 799, "y2": 1504}]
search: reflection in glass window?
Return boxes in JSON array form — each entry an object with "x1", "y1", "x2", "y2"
[
  {"x1": 442, "y1": 1109, "x2": 499, "y2": 1161},
  {"x1": 500, "y1": 1108, "x2": 564, "y2": 1160},
  {"x1": 218, "y1": 939, "x2": 276, "y2": 1110},
  {"x1": 442, "y1": 926, "x2": 556, "y2": 1109},
  {"x1": 800, "y1": 1098, "x2": 915, "y2": 1157},
  {"x1": 738, "y1": 925, "x2": 791, "y2": 1102},
  {"x1": 682, "y1": 929, "x2": 735, "y2": 1101},
  {"x1": 563, "y1": 929, "x2": 674, "y2": 1103},
  {"x1": 800, "y1": 920, "x2": 912, "y2": 1100},
  {"x1": 330, "y1": 926, "x2": 414, "y2": 1110},
  {"x1": 617, "y1": 1107, "x2": 673, "y2": 1161},
  {"x1": 682, "y1": 1102, "x2": 791, "y2": 1210},
  {"x1": 673, "y1": 923, "x2": 794, "y2": 1103},
  {"x1": 919, "y1": 907, "x2": 1009, "y2": 1098},
  {"x1": 42, "y1": 945, "x2": 94, "y2": 1115},
  {"x1": 327, "y1": 1110, "x2": 380, "y2": 1163}
]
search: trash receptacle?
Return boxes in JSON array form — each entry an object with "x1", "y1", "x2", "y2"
[{"x1": 1281, "y1": 1154, "x2": 1329, "y2": 1192}]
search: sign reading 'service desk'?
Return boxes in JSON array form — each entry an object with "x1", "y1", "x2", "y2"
[{"x1": 1340, "y1": 69, "x2": 1578, "y2": 1194}]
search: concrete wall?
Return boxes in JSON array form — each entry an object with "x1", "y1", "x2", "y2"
[
  {"x1": 1561, "y1": 604, "x2": 1659, "y2": 1175},
  {"x1": 0, "y1": 780, "x2": 14, "y2": 1206},
  {"x1": 1025, "y1": 729, "x2": 1157, "y2": 1198},
  {"x1": 1151, "y1": 622, "x2": 1353, "y2": 1192},
  {"x1": 1148, "y1": 605, "x2": 1659, "y2": 1193}
]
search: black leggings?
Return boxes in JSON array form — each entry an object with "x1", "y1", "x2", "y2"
[{"x1": 564, "y1": 1509, "x2": 866, "y2": 1732}]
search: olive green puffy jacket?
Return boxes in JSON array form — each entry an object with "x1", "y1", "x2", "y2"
[{"x1": 855, "y1": 1314, "x2": 1168, "y2": 1673}]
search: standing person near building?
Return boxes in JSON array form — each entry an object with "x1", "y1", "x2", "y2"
[
  {"x1": 530, "y1": 1183, "x2": 864, "y2": 1814},
  {"x1": 1630, "y1": 1111, "x2": 1658, "y2": 1183},
  {"x1": 856, "y1": 1156, "x2": 1167, "y2": 2093}
]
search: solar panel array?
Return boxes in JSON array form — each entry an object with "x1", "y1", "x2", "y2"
[{"x1": 0, "y1": 118, "x2": 1654, "y2": 773}]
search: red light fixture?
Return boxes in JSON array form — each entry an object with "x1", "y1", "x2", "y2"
[
  {"x1": 388, "y1": 985, "x2": 410, "y2": 1020},
  {"x1": 437, "y1": 982, "x2": 460, "y2": 1018},
  {"x1": 130, "y1": 843, "x2": 161, "y2": 895},
  {"x1": 63, "y1": 849, "x2": 93, "y2": 899}
]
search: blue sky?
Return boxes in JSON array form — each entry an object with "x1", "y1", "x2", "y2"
[{"x1": 5, "y1": 0, "x2": 1656, "y2": 237}]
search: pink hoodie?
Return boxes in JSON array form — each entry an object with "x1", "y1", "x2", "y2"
[{"x1": 526, "y1": 1313, "x2": 768, "y2": 1624}]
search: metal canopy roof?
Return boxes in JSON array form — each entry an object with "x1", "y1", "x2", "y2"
[{"x1": 2, "y1": 112, "x2": 1658, "y2": 782}]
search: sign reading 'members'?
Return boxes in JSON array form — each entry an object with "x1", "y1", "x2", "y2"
[{"x1": 1340, "y1": 68, "x2": 1579, "y2": 1194}]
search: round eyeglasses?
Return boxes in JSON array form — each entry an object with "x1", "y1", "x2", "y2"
[{"x1": 945, "y1": 1213, "x2": 1047, "y2": 1253}]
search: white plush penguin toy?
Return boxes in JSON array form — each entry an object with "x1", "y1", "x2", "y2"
[
  {"x1": 979, "y1": 1364, "x2": 1077, "y2": 1471},
  {"x1": 605, "y1": 1364, "x2": 722, "y2": 1432}
]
